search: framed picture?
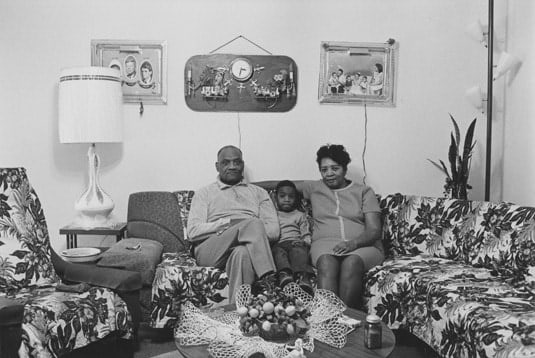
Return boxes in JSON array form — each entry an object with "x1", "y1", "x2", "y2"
[
  {"x1": 318, "y1": 40, "x2": 398, "y2": 106},
  {"x1": 91, "y1": 40, "x2": 167, "y2": 104},
  {"x1": 184, "y1": 54, "x2": 297, "y2": 112}
]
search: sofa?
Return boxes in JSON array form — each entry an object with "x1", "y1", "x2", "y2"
[
  {"x1": 139, "y1": 188, "x2": 535, "y2": 357},
  {"x1": 365, "y1": 194, "x2": 535, "y2": 358},
  {"x1": 0, "y1": 168, "x2": 142, "y2": 358}
]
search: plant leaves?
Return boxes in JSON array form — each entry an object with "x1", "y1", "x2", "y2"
[
  {"x1": 449, "y1": 133, "x2": 458, "y2": 182},
  {"x1": 461, "y1": 118, "x2": 477, "y2": 177},
  {"x1": 449, "y1": 113, "x2": 460, "y2": 151},
  {"x1": 428, "y1": 159, "x2": 447, "y2": 174}
]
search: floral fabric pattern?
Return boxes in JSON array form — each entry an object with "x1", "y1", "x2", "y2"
[
  {"x1": 151, "y1": 252, "x2": 228, "y2": 329},
  {"x1": 365, "y1": 194, "x2": 535, "y2": 358},
  {"x1": 0, "y1": 168, "x2": 133, "y2": 358},
  {"x1": 17, "y1": 286, "x2": 132, "y2": 358},
  {"x1": 0, "y1": 168, "x2": 58, "y2": 293}
]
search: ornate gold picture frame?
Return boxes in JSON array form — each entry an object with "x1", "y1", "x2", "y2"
[
  {"x1": 318, "y1": 40, "x2": 398, "y2": 106},
  {"x1": 91, "y1": 40, "x2": 167, "y2": 104}
]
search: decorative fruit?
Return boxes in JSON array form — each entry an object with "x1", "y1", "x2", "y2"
[
  {"x1": 262, "y1": 302, "x2": 275, "y2": 314},
  {"x1": 286, "y1": 324, "x2": 295, "y2": 335},
  {"x1": 237, "y1": 306, "x2": 248, "y2": 317},
  {"x1": 285, "y1": 305, "x2": 296, "y2": 316},
  {"x1": 238, "y1": 285, "x2": 310, "y2": 341},
  {"x1": 249, "y1": 308, "x2": 259, "y2": 318},
  {"x1": 262, "y1": 321, "x2": 272, "y2": 331}
]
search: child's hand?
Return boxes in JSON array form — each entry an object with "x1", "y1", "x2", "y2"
[{"x1": 303, "y1": 236, "x2": 311, "y2": 246}]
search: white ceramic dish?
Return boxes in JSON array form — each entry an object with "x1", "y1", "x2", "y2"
[{"x1": 61, "y1": 247, "x2": 102, "y2": 263}]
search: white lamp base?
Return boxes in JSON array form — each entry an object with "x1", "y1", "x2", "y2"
[{"x1": 74, "y1": 144, "x2": 115, "y2": 228}]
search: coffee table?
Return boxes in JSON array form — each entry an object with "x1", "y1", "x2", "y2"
[{"x1": 175, "y1": 306, "x2": 395, "y2": 358}]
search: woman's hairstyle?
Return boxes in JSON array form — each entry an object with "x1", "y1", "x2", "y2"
[
  {"x1": 141, "y1": 61, "x2": 152, "y2": 72},
  {"x1": 375, "y1": 63, "x2": 383, "y2": 73},
  {"x1": 316, "y1": 144, "x2": 351, "y2": 170}
]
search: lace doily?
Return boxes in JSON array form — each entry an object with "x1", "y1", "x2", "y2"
[{"x1": 174, "y1": 283, "x2": 354, "y2": 358}]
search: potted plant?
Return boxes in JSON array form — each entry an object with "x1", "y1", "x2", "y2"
[{"x1": 428, "y1": 114, "x2": 477, "y2": 200}]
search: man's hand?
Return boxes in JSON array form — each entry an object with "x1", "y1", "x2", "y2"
[
  {"x1": 332, "y1": 240, "x2": 357, "y2": 255},
  {"x1": 215, "y1": 218, "x2": 231, "y2": 235}
]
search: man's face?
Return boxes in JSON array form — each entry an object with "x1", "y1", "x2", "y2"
[
  {"x1": 141, "y1": 68, "x2": 151, "y2": 80},
  {"x1": 216, "y1": 147, "x2": 244, "y2": 185},
  {"x1": 126, "y1": 61, "x2": 135, "y2": 75}
]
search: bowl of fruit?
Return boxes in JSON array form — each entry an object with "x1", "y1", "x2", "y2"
[{"x1": 237, "y1": 286, "x2": 311, "y2": 342}]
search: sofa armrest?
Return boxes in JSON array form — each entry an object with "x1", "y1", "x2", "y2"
[
  {"x1": 0, "y1": 297, "x2": 24, "y2": 358},
  {"x1": 51, "y1": 249, "x2": 143, "y2": 292},
  {"x1": 0, "y1": 297, "x2": 23, "y2": 327}
]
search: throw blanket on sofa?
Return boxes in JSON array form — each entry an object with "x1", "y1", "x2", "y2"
[{"x1": 365, "y1": 194, "x2": 535, "y2": 358}]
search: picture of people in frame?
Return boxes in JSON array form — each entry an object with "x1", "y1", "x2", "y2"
[
  {"x1": 325, "y1": 51, "x2": 386, "y2": 97},
  {"x1": 124, "y1": 55, "x2": 137, "y2": 86},
  {"x1": 139, "y1": 60, "x2": 154, "y2": 89},
  {"x1": 108, "y1": 59, "x2": 122, "y2": 75}
]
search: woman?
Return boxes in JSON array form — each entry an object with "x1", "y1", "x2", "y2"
[
  {"x1": 301, "y1": 144, "x2": 383, "y2": 309},
  {"x1": 369, "y1": 63, "x2": 384, "y2": 95}
]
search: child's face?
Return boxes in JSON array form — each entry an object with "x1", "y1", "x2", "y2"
[{"x1": 276, "y1": 186, "x2": 297, "y2": 212}]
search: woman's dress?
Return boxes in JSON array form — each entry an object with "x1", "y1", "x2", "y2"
[{"x1": 302, "y1": 180, "x2": 384, "y2": 269}]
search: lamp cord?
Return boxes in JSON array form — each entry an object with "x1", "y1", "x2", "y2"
[
  {"x1": 237, "y1": 112, "x2": 242, "y2": 149},
  {"x1": 362, "y1": 103, "x2": 368, "y2": 185}
]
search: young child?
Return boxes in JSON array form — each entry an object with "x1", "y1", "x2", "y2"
[{"x1": 272, "y1": 180, "x2": 314, "y2": 295}]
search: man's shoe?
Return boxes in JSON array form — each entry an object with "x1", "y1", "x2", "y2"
[
  {"x1": 252, "y1": 272, "x2": 277, "y2": 295},
  {"x1": 278, "y1": 271, "x2": 294, "y2": 288}
]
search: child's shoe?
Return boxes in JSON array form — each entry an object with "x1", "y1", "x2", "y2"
[
  {"x1": 278, "y1": 270, "x2": 294, "y2": 287},
  {"x1": 297, "y1": 272, "x2": 314, "y2": 296}
]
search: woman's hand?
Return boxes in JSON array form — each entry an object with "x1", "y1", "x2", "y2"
[{"x1": 332, "y1": 240, "x2": 358, "y2": 255}]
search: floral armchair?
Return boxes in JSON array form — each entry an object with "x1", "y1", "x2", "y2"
[{"x1": 0, "y1": 168, "x2": 142, "y2": 358}]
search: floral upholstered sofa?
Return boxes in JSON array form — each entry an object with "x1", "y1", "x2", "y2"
[
  {"x1": 365, "y1": 194, "x2": 535, "y2": 358},
  {"x1": 148, "y1": 189, "x2": 535, "y2": 357},
  {"x1": 0, "y1": 168, "x2": 139, "y2": 358}
]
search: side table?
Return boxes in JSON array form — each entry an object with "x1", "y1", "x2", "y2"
[{"x1": 60, "y1": 222, "x2": 127, "y2": 249}]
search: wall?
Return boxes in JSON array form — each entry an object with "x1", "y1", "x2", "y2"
[
  {"x1": 502, "y1": 0, "x2": 535, "y2": 206},
  {"x1": 1, "y1": 0, "x2": 492, "y2": 250}
]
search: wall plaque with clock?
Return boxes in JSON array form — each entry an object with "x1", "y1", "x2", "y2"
[{"x1": 185, "y1": 54, "x2": 297, "y2": 112}]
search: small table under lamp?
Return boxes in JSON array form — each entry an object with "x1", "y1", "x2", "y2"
[{"x1": 58, "y1": 67, "x2": 123, "y2": 228}]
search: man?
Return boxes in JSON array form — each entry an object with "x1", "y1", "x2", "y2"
[
  {"x1": 186, "y1": 145, "x2": 279, "y2": 302},
  {"x1": 337, "y1": 68, "x2": 346, "y2": 93},
  {"x1": 125, "y1": 56, "x2": 137, "y2": 81}
]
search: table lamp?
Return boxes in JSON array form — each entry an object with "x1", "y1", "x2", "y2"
[{"x1": 59, "y1": 67, "x2": 123, "y2": 228}]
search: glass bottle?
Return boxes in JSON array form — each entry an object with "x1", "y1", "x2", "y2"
[{"x1": 364, "y1": 314, "x2": 382, "y2": 349}]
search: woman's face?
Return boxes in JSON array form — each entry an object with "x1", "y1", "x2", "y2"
[{"x1": 319, "y1": 157, "x2": 347, "y2": 189}]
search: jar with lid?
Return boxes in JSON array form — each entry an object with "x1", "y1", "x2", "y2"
[{"x1": 364, "y1": 314, "x2": 382, "y2": 349}]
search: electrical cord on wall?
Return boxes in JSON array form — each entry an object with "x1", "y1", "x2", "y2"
[
  {"x1": 237, "y1": 112, "x2": 242, "y2": 149},
  {"x1": 362, "y1": 103, "x2": 368, "y2": 185}
]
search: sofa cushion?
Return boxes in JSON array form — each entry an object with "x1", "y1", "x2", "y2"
[
  {"x1": 0, "y1": 168, "x2": 58, "y2": 294},
  {"x1": 380, "y1": 195, "x2": 471, "y2": 261},
  {"x1": 365, "y1": 254, "x2": 535, "y2": 358},
  {"x1": 466, "y1": 202, "x2": 535, "y2": 283}
]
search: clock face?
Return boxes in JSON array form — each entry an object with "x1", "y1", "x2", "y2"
[{"x1": 230, "y1": 58, "x2": 253, "y2": 82}]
